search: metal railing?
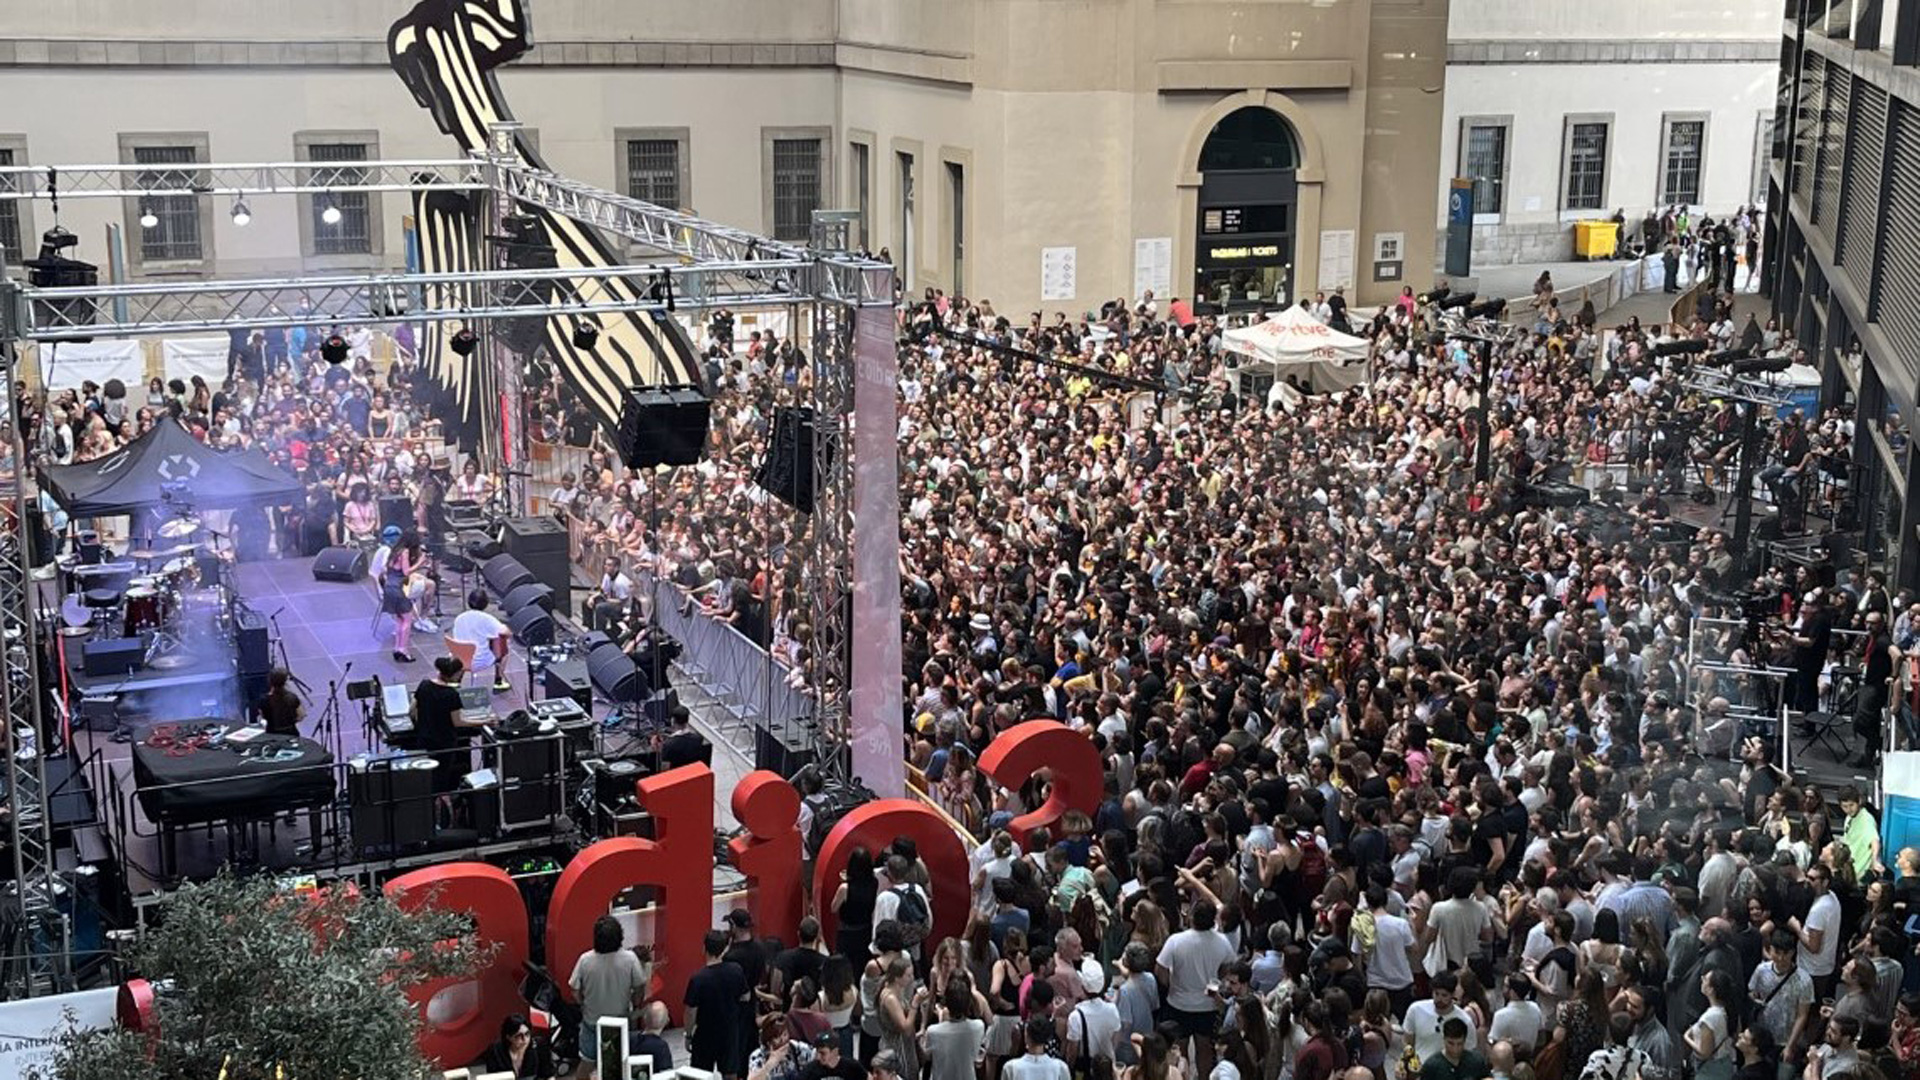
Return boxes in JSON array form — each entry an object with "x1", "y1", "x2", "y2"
[{"x1": 643, "y1": 574, "x2": 812, "y2": 758}]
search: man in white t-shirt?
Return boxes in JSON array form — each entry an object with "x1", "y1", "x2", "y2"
[
  {"x1": 1422, "y1": 869, "x2": 1493, "y2": 977},
  {"x1": 1403, "y1": 971, "x2": 1479, "y2": 1064},
  {"x1": 1064, "y1": 964, "x2": 1124, "y2": 1068},
  {"x1": 1156, "y1": 899, "x2": 1237, "y2": 1073},
  {"x1": 449, "y1": 589, "x2": 511, "y2": 692},
  {"x1": 1487, "y1": 973, "x2": 1544, "y2": 1052},
  {"x1": 1794, "y1": 864, "x2": 1843, "y2": 996},
  {"x1": 1363, "y1": 887, "x2": 1418, "y2": 1015}
]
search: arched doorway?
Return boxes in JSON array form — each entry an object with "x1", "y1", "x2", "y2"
[{"x1": 1193, "y1": 106, "x2": 1300, "y2": 314}]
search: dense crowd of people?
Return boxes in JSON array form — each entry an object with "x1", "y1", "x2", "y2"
[{"x1": 15, "y1": 242, "x2": 1913, "y2": 1080}]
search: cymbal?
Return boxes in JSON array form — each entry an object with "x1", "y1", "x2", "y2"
[
  {"x1": 158, "y1": 518, "x2": 202, "y2": 539},
  {"x1": 127, "y1": 549, "x2": 164, "y2": 561},
  {"x1": 159, "y1": 543, "x2": 203, "y2": 558}
]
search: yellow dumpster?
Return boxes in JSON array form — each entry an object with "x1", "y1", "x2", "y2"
[{"x1": 1573, "y1": 220, "x2": 1619, "y2": 260}]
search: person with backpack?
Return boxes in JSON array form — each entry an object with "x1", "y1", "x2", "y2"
[{"x1": 874, "y1": 854, "x2": 934, "y2": 961}]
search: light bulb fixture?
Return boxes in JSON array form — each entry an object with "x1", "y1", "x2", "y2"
[
  {"x1": 321, "y1": 203, "x2": 343, "y2": 226},
  {"x1": 230, "y1": 200, "x2": 251, "y2": 227},
  {"x1": 450, "y1": 328, "x2": 478, "y2": 357},
  {"x1": 138, "y1": 204, "x2": 159, "y2": 229}
]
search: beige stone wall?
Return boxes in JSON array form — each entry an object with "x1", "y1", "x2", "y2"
[{"x1": 0, "y1": 0, "x2": 1449, "y2": 308}]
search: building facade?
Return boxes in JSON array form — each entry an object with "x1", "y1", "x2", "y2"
[
  {"x1": 1438, "y1": 0, "x2": 1779, "y2": 267},
  {"x1": 0, "y1": 0, "x2": 1447, "y2": 313},
  {"x1": 1771, "y1": 0, "x2": 1920, "y2": 587}
]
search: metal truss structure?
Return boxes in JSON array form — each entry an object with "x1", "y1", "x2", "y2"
[
  {"x1": 0, "y1": 159, "x2": 487, "y2": 201},
  {"x1": 0, "y1": 138, "x2": 894, "y2": 995}
]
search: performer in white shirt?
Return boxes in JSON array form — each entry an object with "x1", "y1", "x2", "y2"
[{"x1": 449, "y1": 589, "x2": 512, "y2": 693}]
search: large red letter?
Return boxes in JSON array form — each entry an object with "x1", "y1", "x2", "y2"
[
  {"x1": 546, "y1": 762, "x2": 714, "y2": 1024},
  {"x1": 386, "y1": 861, "x2": 529, "y2": 1067},
  {"x1": 978, "y1": 719, "x2": 1102, "y2": 846},
  {"x1": 813, "y1": 800, "x2": 969, "y2": 948},
  {"x1": 728, "y1": 770, "x2": 803, "y2": 944}
]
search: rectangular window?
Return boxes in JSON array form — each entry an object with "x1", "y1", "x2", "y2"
[
  {"x1": 0, "y1": 148, "x2": 19, "y2": 266},
  {"x1": 1662, "y1": 119, "x2": 1706, "y2": 206},
  {"x1": 946, "y1": 161, "x2": 965, "y2": 296},
  {"x1": 133, "y1": 145, "x2": 203, "y2": 262},
  {"x1": 1463, "y1": 124, "x2": 1507, "y2": 214},
  {"x1": 897, "y1": 151, "x2": 915, "y2": 287},
  {"x1": 307, "y1": 142, "x2": 372, "y2": 256},
  {"x1": 771, "y1": 138, "x2": 821, "y2": 242},
  {"x1": 1563, "y1": 122, "x2": 1609, "y2": 210},
  {"x1": 1754, "y1": 113, "x2": 1776, "y2": 204},
  {"x1": 625, "y1": 138, "x2": 680, "y2": 209},
  {"x1": 851, "y1": 141, "x2": 870, "y2": 251}
]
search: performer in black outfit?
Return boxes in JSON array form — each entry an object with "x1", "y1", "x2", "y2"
[
  {"x1": 1855, "y1": 610, "x2": 1896, "y2": 767},
  {"x1": 412, "y1": 655, "x2": 472, "y2": 801},
  {"x1": 256, "y1": 668, "x2": 305, "y2": 737},
  {"x1": 1790, "y1": 589, "x2": 1835, "y2": 715}
]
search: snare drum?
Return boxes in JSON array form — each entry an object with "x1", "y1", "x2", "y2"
[
  {"x1": 123, "y1": 586, "x2": 165, "y2": 635},
  {"x1": 158, "y1": 557, "x2": 197, "y2": 591}
]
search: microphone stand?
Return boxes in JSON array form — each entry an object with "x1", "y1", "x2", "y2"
[{"x1": 265, "y1": 606, "x2": 311, "y2": 698}]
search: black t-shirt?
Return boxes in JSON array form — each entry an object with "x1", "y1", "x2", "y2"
[
  {"x1": 1470, "y1": 814, "x2": 1508, "y2": 869},
  {"x1": 684, "y1": 960, "x2": 749, "y2": 1056},
  {"x1": 800, "y1": 1059, "x2": 866, "y2": 1080},
  {"x1": 772, "y1": 945, "x2": 825, "y2": 993},
  {"x1": 725, "y1": 937, "x2": 771, "y2": 992},
  {"x1": 413, "y1": 679, "x2": 465, "y2": 752},
  {"x1": 662, "y1": 729, "x2": 711, "y2": 770}
]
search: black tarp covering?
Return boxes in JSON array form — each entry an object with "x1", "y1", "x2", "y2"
[{"x1": 39, "y1": 419, "x2": 302, "y2": 517}]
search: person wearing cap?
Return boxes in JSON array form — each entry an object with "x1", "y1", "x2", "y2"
[
  {"x1": 724, "y1": 909, "x2": 773, "y2": 1006},
  {"x1": 1063, "y1": 960, "x2": 1122, "y2": 1074},
  {"x1": 796, "y1": 1028, "x2": 862, "y2": 1080}
]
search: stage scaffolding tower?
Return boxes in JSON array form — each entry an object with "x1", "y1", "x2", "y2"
[{"x1": 0, "y1": 144, "x2": 896, "y2": 994}]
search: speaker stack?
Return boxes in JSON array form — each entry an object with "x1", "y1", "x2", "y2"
[
  {"x1": 617, "y1": 384, "x2": 711, "y2": 468},
  {"x1": 754, "y1": 715, "x2": 818, "y2": 775},
  {"x1": 495, "y1": 573, "x2": 554, "y2": 646},
  {"x1": 587, "y1": 641, "x2": 649, "y2": 704},
  {"x1": 755, "y1": 406, "x2": 828, "y2": 514},
  {"x1": 235, "y1": 606, "x2": 271, "y2": 707},
  {"x1": 482, "y1": 553, "x2": 538, "y2": 595},
  {"x1": 507, "y1": 604, "x2": 555, "y2": 647},
  {"x1": 492, "y1": 728, "x2": 564, "y2": 831},
  {"x1": 347, "y1": 755, "x2": 439, "y2": 853},
  {"x1": 542, "y1": 659, "x2": 593, "y2": 715},
  {"x1": 503, "y1": 516, "x2": 571, "y2": 607}
]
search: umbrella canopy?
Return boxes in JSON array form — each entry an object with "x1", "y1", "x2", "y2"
[
  {"x1": 1221, "y1": 306, "x2": 1370, "y2": 391},
  {"x1": 40, "y1": 419, "x2": 302, "y2": 517}
]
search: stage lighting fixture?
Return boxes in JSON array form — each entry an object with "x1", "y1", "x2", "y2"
[
  {"x1": 1417, "y1": 286, "x2": 1451, "y2": 305},
  {"x1": 321, "y1": 203, "x2": 343, "y2": 226},
  {"x1": 1731, "y1": 354, "x2": 1793, "y2": 376},
  {"x1": 572, "y1": 321, "x2": 600, "y2": 350},
  {"x1": 25, "y1": 226, "x2": 100, "y2": 342},
  {"x1": 320, "y1": 334, "x2": 350, "y2": 365},
  {"x1": 1466, "y1": 298, "x2": 1507, "y2": 320},
  {"x1": 138, "y1": 204, "x2": 159, "y2": 229},
  {"x1": 1651, "y1": 338, "x2": 1710, "y2": 358},
  {"x1": 451, "y1": 328, "x2": 479, "y2": 356},
  {"x1": 1436, "y1": 291, "x2": 1478, "y2": 311},
  {"x1": 230, "y1": 200, "x2": 251, "y2": 227},
  {"x1": 1699, "y1": 345, "x2": 1752, "y2": 367}
]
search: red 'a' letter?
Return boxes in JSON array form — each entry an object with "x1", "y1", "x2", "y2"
[
  {"x1": 813, "y1": 799, "x2": 969, "y2": 948},
  {"x1": 977, "y1": 719, "x2": 1102, "y2": 846},
  {"x1": 386, "y1": 862, "x2": 529, "y2": 1067},
  {"x1": 546, "y1": 762, "x2": 714, "y2": 1024},
  {"x1": 727, "y1": 770, "x2": 803, "y2": 944}
]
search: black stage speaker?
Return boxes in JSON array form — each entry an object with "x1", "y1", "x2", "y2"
[
  {"x1": 587, "y1": 641, "x2": 649, "y2": 703},
  {"x1": 494, "y1": 732, "x2": 563, "y2": 830},
  {"x1": 501, "y1": 582, "x2": 555, "y2": 614},
  {"x1": 24, "y1": 504, "x2": 50, "y2": 568},
  {"x1": 755, "y1": 406, "x2": 826, "y2": 514},
  {"x1": 507, "y1": 603, "x2": 555, "y2": 647},
  {"x1": 1519, "y1": 481, "x2": 1591, "y2": 509},
  {"x1": 462, "y1": 530, "x2": 503, "y2": 563},
  {"x1": 503, "y1": 516, "x2": 571, "y2": 602},
  {"x1": 617, "y1": 384, "x2": 711, "y2": 468},
  {"x1": 312, "y1": 546, "x2": 369, "y2": 582},
  {"x1": 348, "y1": 756, "x2": 438, "y2": 852},
  {"x1": 755, "y1": 717, "x2": 817, "y2": 775},
  {"x1": 235, "y1": 607, "x2": 270, "y2": 677},
  {"x1": 482, "y1": 553, "x2": 538, "y2": 595},
  {"x1": 82, "y1": 637, "x2": 144, "y2": 677},
  {"x1": 542, "y1": 659, "x2": 593, "y2": 715}
]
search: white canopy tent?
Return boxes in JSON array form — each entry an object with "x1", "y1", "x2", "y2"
[{"x1": 1221, "y1": 306, "x2": 1371, "y2": 398}]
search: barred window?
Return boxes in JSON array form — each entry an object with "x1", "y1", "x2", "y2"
[
  {"x1": 625, "y1": 139, "x2": 680, "y2": 208},
  {"x1": 308, "y1": 142, "x2": 372, "y2": 256},
  {"x1": 1463, "y1": 124, "x2": 1506, "y2": 214},
  {"x1": 133, "y1": 145, "x2": 203, "y2": 262},
  {"x1": 0, "y1": 148, "x2": 19, "y2": 265},
  {"x1": 1563, "y1": 122, "x2": 1608, "y2": 211},
  {"x1": 1662, "y1": 120, "x2": 1706, "y2": 206},
  {"x1": 772, "y1": 138, "x2": 822, "y2": 242}
]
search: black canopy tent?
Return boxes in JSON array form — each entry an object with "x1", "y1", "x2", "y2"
[{"x1": 39, "y1": 420, "x2": 302, "y2": 517}]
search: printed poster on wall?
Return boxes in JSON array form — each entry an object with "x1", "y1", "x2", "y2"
[
  {"x1": 1317, "y1": 229, "x2": 1356, "y2": 292},
  {"x1": 1040, "y1": 246, "x2": 1078, "y2": 302},
  {"x1": 1132, "y1": 237, "x2": 1173, "y2": 301}
]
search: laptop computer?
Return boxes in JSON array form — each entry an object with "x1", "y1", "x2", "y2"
[{"x1": 458, "y1": 684, "x2": 494, "y2": 726}]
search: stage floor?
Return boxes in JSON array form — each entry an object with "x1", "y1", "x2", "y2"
[{"x1": 73, "y1": 552, "x2": 755, "y2": 895}]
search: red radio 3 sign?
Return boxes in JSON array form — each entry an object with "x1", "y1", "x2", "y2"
[{"x1": 384, "y1": 720, "x2": 1100, "y2": 1064}]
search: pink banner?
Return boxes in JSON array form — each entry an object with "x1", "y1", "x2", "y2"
[{"x1": 850, "y1": 307, "x2": 905, "y2": 797}]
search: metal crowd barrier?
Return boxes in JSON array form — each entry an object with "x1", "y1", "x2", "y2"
[{"x1": 643, "y1": 574, "x2": 813, "y2": 755}]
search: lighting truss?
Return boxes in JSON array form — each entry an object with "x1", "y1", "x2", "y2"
[
  {"x1": 1682, "y1": 367, "x2": 1798, "y2": 409},
  {"x1": 4, "y1": 263, "x2": 814, "y2": 341},
  {"x1": 489, "y1": 161, "x2": 893, "y2": 308},
  {"x1": 0, "y1": 160, "x2": 487, "y2": 200}
]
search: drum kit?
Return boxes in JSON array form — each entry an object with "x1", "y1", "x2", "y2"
[{"x1": 55, "y1": 514, "x2": 235, "y2": 669}]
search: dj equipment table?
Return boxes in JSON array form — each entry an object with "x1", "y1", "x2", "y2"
[{"x1": 131, "y1": 725, "x2": 337, "y2": 878}]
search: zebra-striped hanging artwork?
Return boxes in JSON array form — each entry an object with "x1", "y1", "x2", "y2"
[{"x1": 388, "y1": 0, "x2": 700, "y2": 451}]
